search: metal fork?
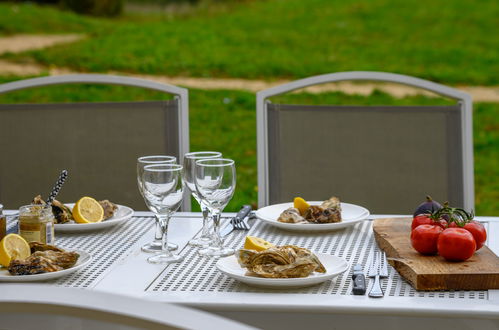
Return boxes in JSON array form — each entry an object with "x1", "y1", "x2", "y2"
[
  {"x1": 368, "y1": 251, "x2": 388, "y2": 298},
  {"x1": 232, "y1": 216, "x2": 250, "y2": 230},
  {"x1": 232, "y1": 211, "x2": 255, "y2": 230}
]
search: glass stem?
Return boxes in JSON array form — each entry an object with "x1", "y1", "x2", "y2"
[
  {"x1": 158, "y1": 214, "x2": 173, "y2": 257},
  {"x1": 200, "y1": 206, "x2": 211, "y2": 237},
  {"x1": 211, "y1": 209, "x2": 223, "y2": 249},
  {"x1": 154, "y1": 214, "x2": 163, "y2": 243}
]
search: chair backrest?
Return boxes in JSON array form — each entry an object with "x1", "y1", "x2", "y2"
[
  {"x1": 257, "y1": 71, "x2": 474, "y2": 214},
  {"x1": 0, "y1": 285, "x2": 257, "y2": 330},
  {"x1": 0, "y1": 74, "x2": 189, "y2": 211}
]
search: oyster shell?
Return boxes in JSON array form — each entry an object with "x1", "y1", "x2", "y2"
[
  {"x1": 51, "y1": 199, "x2": 74, "y2": 224},
  {"x1": 9, "y1": 256, "x2": 63, "y2": 275},
  {"x1": 29, "y1": 241, "x2": 64, "y2": 253},
  {"x1": 237, "y1": 245, "x2": 326, "y2": 278},
  {"x1": 321, "y1": 196, "x2": 341, "y2": 210},
  {"x1": 30, "y1": 250, "x2": 79, "y2": 269},
  {"x1": 304, "y1": 205, "x2": 341, "y2": 223},
  {"x1": 277, "y1": 207, "x2": 307, "y2": 223},
  {"x1": 99, "y1": 200, "x2": 118, "y2": 220}
]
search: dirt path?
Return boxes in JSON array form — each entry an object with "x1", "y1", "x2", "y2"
[
  {"x1": 1, "y1": 34, "x2": 498, "y2": 102},
  {"x1": 0, "y1": 34, "x2": 84, "y2": 55}
]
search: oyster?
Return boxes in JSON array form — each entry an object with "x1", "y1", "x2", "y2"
[
  {"x1": 99, "y1": 200, "x2": 118, "y2": 220},
  {"x1": 304, "y1": 205, "x2": 341, "y2": 223},
  {"x1": 51, "y1": 199, "x2": 74, "y2": 224},
  {"x1": 277, "y1": 207, "x2": 307, "y2": 223},
  {"x1": 9, "y1": 256, "x2": 62, "y2": 275},
  {"x1": 321, "y1": 196, "x2": 341, "y2": 210},
  {"x1": 32, "y1": 195, "x2": 45, "y2": 205},
  {"x1": 29, "y1": 241, "x2": 64, "y2": 253},
  {"x1": 237, "y1": 245, "x2": 326, "y2": 278},
  {"x1": 30, "y1": 250, "x2": 79, "y2": 269}
]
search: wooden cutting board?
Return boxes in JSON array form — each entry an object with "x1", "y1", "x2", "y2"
[{"x1": 373, "y1": 218, "x2": 499, "y2": 290}]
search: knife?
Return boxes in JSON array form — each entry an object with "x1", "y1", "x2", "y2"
[
  {"x1": 220, "y1": 205, "x2": 252, "y2": 237},
  {"x1": 351, "y1": 264, "x2": 367, "y2": 295}
]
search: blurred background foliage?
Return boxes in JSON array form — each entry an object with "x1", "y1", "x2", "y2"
[{"x1": 0, "y1": 0, "x2": 497, "y2": 213}]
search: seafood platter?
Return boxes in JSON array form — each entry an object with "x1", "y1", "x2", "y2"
[
  {"x1": 216, "y1": 236, "x2": 348, "y2": 288},
  {"x1": 0, "y1": 240, "x2": 91, "y2": 282},
  {"x1": 255, "y1": 196, "x2": 370, "y2": 231},
  {"x1": 33, "y1": 195, "x2": 134, "y2": 232}
]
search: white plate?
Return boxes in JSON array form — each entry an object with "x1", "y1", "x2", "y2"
[
  {"x1": 255, "y1": 202, "x2": 370, "y2": 232},
  {"x1": 54, "y1": 204, "x2": 134, "y2": 232},
  {"x1": 0, "y1": 250, "x2": 91, "y2": 282},
  {"x1": 216, "y1": 253, "x2": 349, "y2": 288}
]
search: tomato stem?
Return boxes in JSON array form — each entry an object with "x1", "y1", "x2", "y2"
[{"x1": 430, "y1": 205, "x2": 473, "y2": 227}]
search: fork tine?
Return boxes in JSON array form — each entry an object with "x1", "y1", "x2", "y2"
[{"x1": 241, "y1": 217, "x2": 250, "y2": 230}]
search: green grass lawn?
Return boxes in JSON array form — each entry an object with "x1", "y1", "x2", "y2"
[
  {"x1": 1, "y1": 0, "x2": 499, "y2": 85},
  {"x1": 1, "y1": 81, "x2": 497, "y2": 214}
]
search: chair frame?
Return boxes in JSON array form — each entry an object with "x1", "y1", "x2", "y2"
[
  {"x1": 0, "y1": 284, "x2": 255, "y2": 330},
  {"x1": 256, "y1": 71, "x2": 474, "y2": 210},
  {"x1": 0, "y1": 74, "x2": 190, "y2": 210}
]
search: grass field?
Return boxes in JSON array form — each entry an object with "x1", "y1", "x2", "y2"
[
  {"x1": 1, "y1": 83, "x2": 497, "y2": 214},
  {"x1": 1, "y1": 0, "x2": 499, "y2": 85},
  {"x1": 0, "y1": 0, "x2": 497, "y2": 213}
]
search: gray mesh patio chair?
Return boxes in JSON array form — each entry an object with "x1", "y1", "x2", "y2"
[
  {"x1": 0, "y1": 74, "x2": 189, "y2": 211},
  {"x1": 257, "y1": 71, "x2": 474, "y2": 213}
]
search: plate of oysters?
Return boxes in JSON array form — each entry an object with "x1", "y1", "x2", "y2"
[
  {"x1": 29, "y1": 195, "x2": 134, "y2": 232},
  {"x1": 0, "y1": 241, "x2": 91, "y2": 282},
  {"x1": 255, "y1": 196, "x2": 370, "y2": 232},
  {"x1": 216, "y1": 237, "x2": 349, "y2": 288}
]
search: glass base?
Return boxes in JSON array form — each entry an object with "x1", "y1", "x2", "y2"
[
  {"x1": 141, "y1": 241, "x2": 178, "y2": 253},
  {"x1": 198, "y1": 246, "x2": 235, "y2": 257},
  {"x1": 188, "y1": 235, "x2": 212, "y2": 247},
  {"x1": 147, "y1": 253, "x2": 184, "y2": 264}
]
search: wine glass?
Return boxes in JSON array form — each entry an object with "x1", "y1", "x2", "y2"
[
  {"x1": 183, "y1": 151, "x2": 222, "y2": 246},
  {"x1": 142, "y1": 164, "x2": 184, "y2": 264},
  {"x1": 195, "y1": 158, "x2": 236, "y2": 257},
  {"x1": 137, "y1": 155, "x2": 178, "y2": 252}
]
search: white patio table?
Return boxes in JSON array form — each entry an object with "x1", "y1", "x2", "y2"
[{"x1": 3, "y1": 211, "x2": 499, "y2": 330}]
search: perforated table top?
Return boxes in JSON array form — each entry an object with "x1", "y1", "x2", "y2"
[
  {"x1": 4, "y1": 213, "x2": 495, "y2": 304},
  {"x1": 148, "y1": 218, "x2": 488, "y2": 300}
]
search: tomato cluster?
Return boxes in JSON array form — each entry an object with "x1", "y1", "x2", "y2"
[{"x1": 410, "y1": 200, "x2": 487, "y2": 261}]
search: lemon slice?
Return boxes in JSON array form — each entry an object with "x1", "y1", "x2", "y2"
[
  {"x1": 244, "y1": 236, "x2": 275, "y2": 251},
  {"x1": 0, "y1": 234, "x2": 31, "y2": 267},
  {"x1": 73, "y1": 197, "x2": 104, "y2": 224},
  {"x1": 293, "y1": 197, "x2": 310, "y2": 215}
]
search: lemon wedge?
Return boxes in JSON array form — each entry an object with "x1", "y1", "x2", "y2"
[
  {"x1": 0, "y1": 234, "x2": 31, "y2": 267},
  {"x1": 73, "y1": 196, "x2": 104, "y2": 224},
  {"x1": 293, "y1": 197, "x2": 310, "y2": 215},
  {"x1": 244, "y1": 236, "x2": 275, "y2": 251}
]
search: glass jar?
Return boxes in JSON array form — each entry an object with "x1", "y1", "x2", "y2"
[
  {"x1": 18, "y1": 204, "x2": 55, "y2": 244},
  {"x1": 0, "y1": 204, "x2": 6, "y2": 241}
]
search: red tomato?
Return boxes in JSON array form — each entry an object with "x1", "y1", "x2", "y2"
[
  {"x1": 411, "y1": 214, "x2": 433, "y2": 230},
  {"x1": 437, "y1": 228, "x2": 476, "y2": 261},
  {"x1": 435, "y1": 219, "x2": 448, "y2": 229},
  {"x1": 412, "y1": 214, "x2": 447, "y2": 230},
  {"x1": 448, "y1": 221, "x2": 458, "y2": 228},
  {"x1": 463, "y1": 221, "x2": 487, "y2": 250},
  {"x1": 411, "y1": 224, "x2": 443, "y2": 255}
]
